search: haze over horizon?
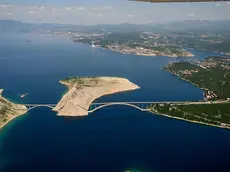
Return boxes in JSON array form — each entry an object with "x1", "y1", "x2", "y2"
[{"x1": 0, "y1": 0, "x2": 230, "y2": 25}]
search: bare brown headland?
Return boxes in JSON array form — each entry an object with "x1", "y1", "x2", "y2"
[
  {"x1": 53, "y1": 77, "x2": 140, "y2": 116},
  {"x1": 0, "y1": 89, "x2": 27, "y2": 130}
]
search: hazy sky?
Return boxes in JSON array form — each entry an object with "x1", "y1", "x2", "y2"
[{"x1": 0, "y1": 0, "x2": 230, "y2": 25}]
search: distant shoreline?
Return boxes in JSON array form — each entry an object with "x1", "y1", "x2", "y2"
[
  {"x1": 187, "y1": 47, "x2": 228, "y2": 56},
  {"x1": 74, "y1": 40, "x2": 226, "y2": 58},
  {"x1": 72, "y1": 40, "x2": 194, "y2": 58},
  {"x1": 98, "y1": 45, "x2": 194, "y2": 58}
]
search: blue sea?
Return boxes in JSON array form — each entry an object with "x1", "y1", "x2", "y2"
[{"x1": 0, "y1": 33, "x2": 229, "y2": 172}]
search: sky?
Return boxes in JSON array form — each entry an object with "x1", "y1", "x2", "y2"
[{"x1": 0, "y1": 0, "x2": 230, "y2": 25}]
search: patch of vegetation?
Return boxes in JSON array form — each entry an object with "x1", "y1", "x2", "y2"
[
  {"x1": 155, "y1": 56, "x2": 230, "y2": 128},
  {"x1": 164, "y1": 62, "x2": 202, "y2": 71},
  {"x1": 62, "y1": 76, "x2": 100, "y2": 85},
  {"x1": 164, "y1": 57, "x2": 230, "y2": 99},
  {"x1": 0, "y1": 97, "x2": 15, "y2": 126},
  {"x1": 0, "y1": 93, "x2": 27, "y2": 126},
  {"x1": 150, "y1": 102, "x2": 230, "y2": 127}
]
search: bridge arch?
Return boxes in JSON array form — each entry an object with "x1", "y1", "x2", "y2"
[
  {"x1": 26, "y1": 105, "x2": 54, "y2": 113},
  {"x1": 88, "y1": 103, "x2": 149, "y2": 113}
]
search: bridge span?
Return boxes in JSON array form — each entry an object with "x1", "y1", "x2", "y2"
[
  {"x1": 88, "y1": 102, "x2": 155, "y2": 113},
  {"x1": 24, "y1": 104, "x2": 56, "y2": 113},
  {"x1": 23, "y1": 101, "x2": 186, "y2": 113}
]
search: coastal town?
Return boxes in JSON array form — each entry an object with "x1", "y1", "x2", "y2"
[
  {"x1": 107, "y1": 44, "x2": 157, "y2": 56},
  {"x1": 106, "y1": 43, "x2": 194, "y2": 57},
  {"x1": 36, "y1": 29, "x2": 194, "y2": 57}
]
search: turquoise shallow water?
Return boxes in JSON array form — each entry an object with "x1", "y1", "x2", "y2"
[{"x1": 0, "y1": 33, "x2": 229, "y2": 172}]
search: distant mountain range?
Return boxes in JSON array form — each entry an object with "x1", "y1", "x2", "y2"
[
  {"x1": 156, "y1": 20, "x2": 230, "y2": 31},
  {"x1": 0, "y1": 20, "x2": 34, "y2": 33},
  {"x1": 0, "y1": 19, "x2": 230, "y2": 33},
  {"x1": 0, "y1": 20, "x2": 76, "y2": 33}
]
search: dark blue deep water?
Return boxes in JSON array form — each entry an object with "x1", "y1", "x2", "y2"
[{"x1": 0, "y1": 33, "x2": 229, "y2": 172}]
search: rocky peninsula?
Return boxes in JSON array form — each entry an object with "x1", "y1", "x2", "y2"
[
  {"x1": 0, "y1": 89, "x2": 27, "y2": 130},
  {"x1": 53, "y1": 77, "x2": 140, "y2": 116}
]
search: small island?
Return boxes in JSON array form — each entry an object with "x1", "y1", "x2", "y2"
[
  {"x1": 149, "y1": 56, "x2": 230, "y2": 129},
  {"x1": 0, "y1": 89, "x2": 27, "y2": 130},
  {"x1": 53, "y1": 77, "x2": 140, "y2": 116}
]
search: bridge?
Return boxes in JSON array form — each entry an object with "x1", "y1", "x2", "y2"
[
  {"x1": 23, "y1": 102, "x2": 160, "y2": 113},
  {"x1": 24, "y1": 104, "x2": 57, "y2": 113},
  {"x1": 88, "y1": 102, "x2": 157, "y2": 113},
  {"x1": 23, "y1": 101, "x2": 186, "y2": 113}
]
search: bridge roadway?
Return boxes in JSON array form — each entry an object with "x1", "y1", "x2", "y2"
[{"x1": 23, "y1": 101, "x2": 189, "y2": 113}]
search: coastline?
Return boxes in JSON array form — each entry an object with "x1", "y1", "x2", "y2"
[
  {"x1": 74, "y1": 41, "x2": 194, "y2": 58},
  {"x1": 0, "y1": 89, "x2": 28, "y2": 132},
  {"x1": 43, "y1": 33, "x2": 225, "y2": 57},
  {"x1": 101, "y1": 44, "x2": 227, "y2": 58},
  {"x1": 162, "y1": 68, "x2": 210, "y2": 94},
  {"x1": 158, "y1": 67, "x2": 230, "y2": 129},
  {"x1": 101, "y1": 46, "x2": 194, "y2": 58},
  {"x1": 0, "y1": 113, "x2": 27, "y2": 132},
  {"x1": 149, "y1": 110, "x2": 229, "y2": 130}
]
